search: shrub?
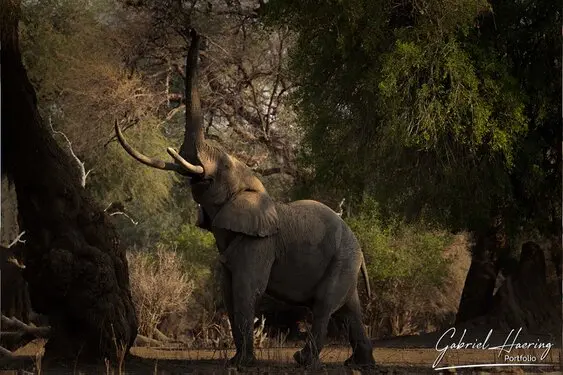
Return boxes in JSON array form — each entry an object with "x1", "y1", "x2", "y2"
[
  {"x1": 157, "y1": 224, "x2": 224, "y2": 342},
  {"x1": 165, "y1": 224, "x2": 217, "y2": 279},
  {"x1": 346, "y1": 198, "x2": 466, "y2": 338},
  {"x1": 127, "y1": 245, "x2": 195, "y2": 338}
]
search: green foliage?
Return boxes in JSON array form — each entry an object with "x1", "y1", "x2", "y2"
[
  {"x1": 88, "y1": 119, "x2": 176, "y2": 214},
  {"x1": 347, "y1": 198, "x2": 452, "y2": 286},
  {"x1": 163, "y1": 224, "x2": 217, "y2": 280},
  {"x1": 264, "y1": 0, "x2": 561, "y2": 239},
  {"x1": 84, "y1": 118, "x2": 180, "y2": 246},
  {"x1": 378, "y1": 38, "x2": 527, "y2": 161},
  {"x1": 20, "y1": 0, "x2": 116, "y2": 105},
  {"x1": 19, "y1": 0, "x2": 188, "y2": 247}
]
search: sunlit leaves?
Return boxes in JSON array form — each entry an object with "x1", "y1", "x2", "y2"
[
  {"x1": 264, "y1": 0, "x2": 556, "y2": 235},
  {"x1": 19, "y1": 0, "x2": 178, "y2": 232},
  {"x1": 88, "y1": 118, "x2": 176, "y2": 214},
  {"x1": 378, "y1": 37, "x2": 527, "y2": 166}
]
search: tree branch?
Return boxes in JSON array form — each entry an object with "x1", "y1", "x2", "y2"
[
  {"x1": 109, "y1": 212, "x2": 139, "y2": 226},
  {"x1": 1, "y1": 315, "x2": 50, "y2": 338},
  {"x1": 104, "y1": 202, "x2": 139, "y2": 225},
  {"x1": 252, "y1": 167, "x2": 295, "y2": 177},
  {"x1": 6, "y1": 231, "x2": 26, "y2": 248},
  {"x1": 48, "y1": 116, "x2": 91, "y2": 188},
  {"x1": 337, "y1": 198, "x2": 346, "y2": 217},
  {"x1": 0, "y1": 315, "x2": 51, "y2": 357}
]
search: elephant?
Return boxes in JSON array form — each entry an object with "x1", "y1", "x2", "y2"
[{"x1": 114, "y1": 29, "x2": 375, "y2": 368}]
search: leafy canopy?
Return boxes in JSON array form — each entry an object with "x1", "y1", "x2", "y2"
[{"x1": 264, "y1": 0, "x2": 560, "y2": 237}]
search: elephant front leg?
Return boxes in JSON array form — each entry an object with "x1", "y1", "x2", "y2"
[
  {"x1": 221, "y1": 266, "x2": 256, "y2": 367},
  {"x1": 220, "y1": 238, "x2": 274, "y2": 368},
  {"x1": 228, "y1": 276, "x2": 259, "y2": 367}
]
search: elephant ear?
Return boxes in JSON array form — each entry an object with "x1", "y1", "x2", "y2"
[
  {"x1": 212, "y1": 191, "x2": 279, "y2": 237},
  {"x1": 196, "y1": 205, "x2": 212, "y2": 232}
]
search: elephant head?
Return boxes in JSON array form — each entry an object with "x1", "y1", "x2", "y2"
[{"x1": 115, "y1": 29, "x2": 278, "y2": 237}]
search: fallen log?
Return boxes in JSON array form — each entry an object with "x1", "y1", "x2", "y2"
[
  {"x1": 134, "y1": 334, "x2": 163, "y2": 347},
  {"x1": 153, "y1": 328, "x2": 173, "y2": 343},
  {"x1": 1, "y1": 314, "x2": 50, "y2": 354},
  {"x1": 1, "y1": 316, "x2": 50, "y2": 338}
]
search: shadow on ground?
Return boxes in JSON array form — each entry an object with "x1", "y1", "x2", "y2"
[{"x1": 0, "y1": 352, "x2": 561, "y2": 375}]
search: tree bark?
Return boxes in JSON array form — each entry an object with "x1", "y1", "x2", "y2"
[
  {"x1": 1, "y1": 0, "x2": 138, "y2": 363},
  {"x1": 0, "y1": 245, "x2": 31, "y2": 326},
  {"x1": 455, "y1": 217, "x2": 508, "y2": 324}
]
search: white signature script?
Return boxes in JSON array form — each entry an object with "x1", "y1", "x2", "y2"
[{"x1": 433, "y1": 327, "x2": 554, "y2": 368}]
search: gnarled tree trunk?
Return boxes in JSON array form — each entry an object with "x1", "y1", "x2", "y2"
[
  {"x1": 455, "y1": 217, "x2": 508, "y2": 324},
  {"x1": 1, "y1": 0, "x2": 137, "y2": 363},
  {"x1": 0, "y1": 245, "x2": 31, "y2": 326}
]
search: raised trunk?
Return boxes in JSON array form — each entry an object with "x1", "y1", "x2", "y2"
[
  {"x1": 182, "y1": 29, "x2": 205, "y2": 163},
  {"x1": 1, "y1": 0, "x2": 138, "y2": 363}
]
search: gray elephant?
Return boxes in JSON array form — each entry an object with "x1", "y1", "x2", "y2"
[{"x1": 115, "y1": 29, "x2": 375, "y2": 368}]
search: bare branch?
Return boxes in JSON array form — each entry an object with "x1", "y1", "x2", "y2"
[
  {"x1": 0, "y1": 346, "x2": 13, "y2": 358},
  {"x1": 153, "y1": 328, "x2": 173, "y2": 342},
  {"x1": 6, "y1": 231, "x2": 26, "y2": 248},
  {"x1": 0, "y1": 315, "x2": 51, "y2": 358},
  {"x1": 109, "y1": 212, "x2": 139, "y2": 226},
  {"x1": 166, "y1": 60, "x2": 172, "y2": 107},
  {"x1": 125, "y1": 6, "x2": 297, "y2": 177},
  {"x1": 48, "y1": 115, "x2": 91, "y2": 188},
  {"x1": 84, "y1": 169, "x2": 93, "y2": 181},
  {"x1": 265, "y1": 30, "x2": 287, "y2": 135},
  {"x1": 337, "y1": 198, "x2": 346, "y2": 217},
  {"x1": 253, "y1": 167, "x2": 296, "y2": 177},
  {"x1": 1, "y1": 315, "x2": 50, "y2": 339},
  {"x1": 165, "y1": 104, "x2": 186, "y2": 121},
  {"x1": 236, "y1": 62, "x2": 265, "y2": 131},
  {"x1": 134, "y1": 334, "x2": 163, "y2": 347},
  {"x1": 104, "y1": 202, "x2": 139, "y2": 225}
]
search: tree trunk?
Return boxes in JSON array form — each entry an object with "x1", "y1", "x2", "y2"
[
  {"x1": 1, "y1": 176, "x2": 20, "y2": 245},
  {"x1": 0, "y1": 245, "x2": 31, "y2": 327},
  {"x1": 455, "y1": 217, "x2": 508, "y2": 324},
  {"x1": 1, "y1": 0, "x2": 138, "y2": 363}
]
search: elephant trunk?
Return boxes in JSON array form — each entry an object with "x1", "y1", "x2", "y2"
[
  {"x1": 182, "y1": 29, "x2": 205, "y2": 163},
  {"x1": 114, "y1": 29, "x2": 206, "y2": 176},
  {"x1": 167, "y1": 29, "x2": 208, "y2": 176}
]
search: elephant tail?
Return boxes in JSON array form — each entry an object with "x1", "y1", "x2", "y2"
[{"x1": 360, "y1": 252, "x2": 372, "y2": 299}]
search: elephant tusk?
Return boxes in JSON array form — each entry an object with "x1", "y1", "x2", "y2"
[
  {"x1": 114, "y1": 121, "x2": 186, "y2": 173},
  {"x1": 167, "y1": 148, "x2": 204, "y2": 175}
]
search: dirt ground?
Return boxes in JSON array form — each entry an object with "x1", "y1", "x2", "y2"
[{"x1": 1, "y1": 331, "x2": 561, "y2": 375}]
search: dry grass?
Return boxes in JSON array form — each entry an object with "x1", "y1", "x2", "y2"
[
  {"x1": 5, "y1": 337, "x2": 561, "y2": 374},
  {"x1": 127, "y1": 246, "x2": 195, "y2": 338}
]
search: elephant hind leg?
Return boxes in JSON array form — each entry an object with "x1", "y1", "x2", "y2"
[
  {"x1": 293, "y1": 304, "x2": 331, "y2": 368},
  {"x1": 339, "y1": 290, "x2": 375, "y2": 367},
  {"x1": 293, "y1": 258, "x2": 356, "y2": 367}
]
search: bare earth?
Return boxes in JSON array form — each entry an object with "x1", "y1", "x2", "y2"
[{"x1": 1, "y1": 332, "x2": 560, "y2": 375}]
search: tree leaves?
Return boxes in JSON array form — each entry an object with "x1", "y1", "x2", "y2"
[{"x1": 266, "y1": 0, "x2": 560, "y2": 238}]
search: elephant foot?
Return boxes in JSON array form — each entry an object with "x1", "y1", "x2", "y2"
[
  {"x1": 293, "y1": 349, "x2": 322, "y2": 369},
  {"x1": 344, "y1": 350, "x2": 376, "y2": 368},
  {"x1": 227, "y1": 352, "x2": 257, "y2": 368}
]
